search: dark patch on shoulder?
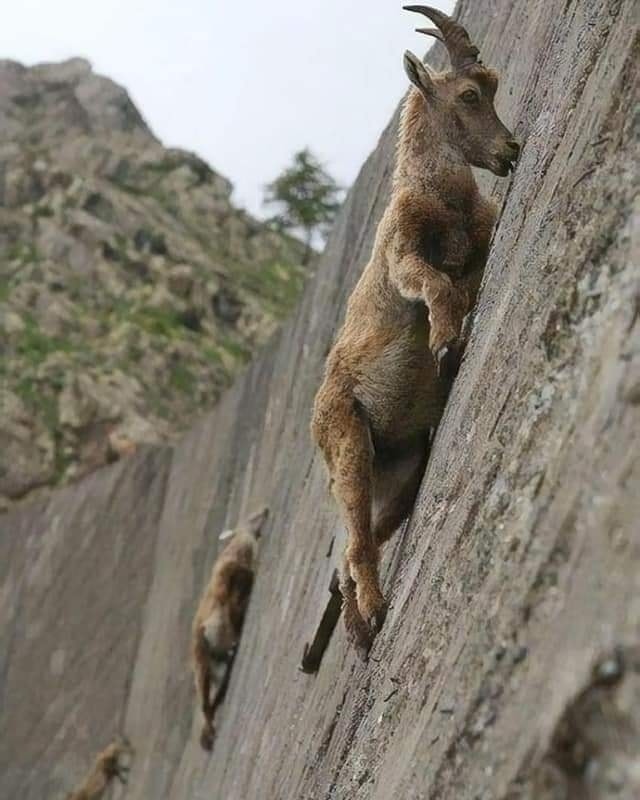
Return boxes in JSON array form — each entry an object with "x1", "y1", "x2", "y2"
[{"x1": 418, "y1": 228, "x2": 444, "y2": 267}]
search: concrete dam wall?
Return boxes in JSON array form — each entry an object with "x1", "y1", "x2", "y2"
[{"x1": 1, "y1": 1, "x2": 638, "y2": 798}]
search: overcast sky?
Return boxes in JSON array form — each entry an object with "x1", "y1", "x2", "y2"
[{"x1": 1, "y1": 0, "x2": 453, "y2": 216}]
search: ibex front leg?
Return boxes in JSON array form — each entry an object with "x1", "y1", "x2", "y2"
[
  {"x1": 391, "y1": 252, "x2": 470, "y2": 379},
  {"x1": 423, "y1": 265, "x2": 470, "y2": 380}
]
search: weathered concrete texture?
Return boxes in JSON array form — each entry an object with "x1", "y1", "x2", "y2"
[
  {"x1": 0, "y1": 447, "x2": 171, "y2": 795},
  {"x1": 0, "y1": 0, "x2": 638, "y2": 798}
]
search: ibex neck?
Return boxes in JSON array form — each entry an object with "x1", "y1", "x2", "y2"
[{"x1": 394, "y1": 88, "x2": 474, "y2": 200}]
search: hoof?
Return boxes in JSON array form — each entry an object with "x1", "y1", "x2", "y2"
[
  {"x1": 200, "y1": 726, "x2": 215, "y2": 752},
  {"x1": 436, "y1": 342, "x2": 462, "y2": 382},
  {"x1": 355, "y1": 638, "x2": 371, "y2": 663},
  {"x1": 366, "y1": 603, "x2": 388, "y2": 636},
  {"x1": 344, "y1": 614, "x2": 373, "y2": 661},
  {"x1": 357, "y1": 593, "x2": 388, "y2": 638}
]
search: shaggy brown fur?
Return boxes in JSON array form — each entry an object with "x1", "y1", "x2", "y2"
[
  {"x1": 191, "y1": 507, "x2": 268, "y2": 750},
  {"x1": 311, "y1": 7, "x2": 519, "y2": 658},
  {"x1": 67, "y1": 739, "x2": 132, "y2": 800}
]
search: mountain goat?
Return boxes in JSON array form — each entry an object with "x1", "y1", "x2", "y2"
[
  {"x1": 66, "y1": 738, "x2": 132, "y2": 800},
  {"x1": 191, "y1": 507, "x2": 269, "y2": 750},
  {"x1": 312, "y1": 6, "x2": 519, "y2": 658}
]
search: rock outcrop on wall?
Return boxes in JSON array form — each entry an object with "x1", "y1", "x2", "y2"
[
  {"x1": 0, "y1": 58, "x2": 307, "y2": 506},
  {"x1": 0, "y1": 1, "x2": 638, "y2": 798}
]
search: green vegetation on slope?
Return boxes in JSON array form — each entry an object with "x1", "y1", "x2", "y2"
[{"x1": 0, "y1": 58, "x2": 310, "y2": 504}]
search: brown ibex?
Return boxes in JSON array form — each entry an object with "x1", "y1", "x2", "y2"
[
  {"x1": 191, "y1": 507, "x2": 268, "y2": 750},
  {"x1": 67, "y1": 738, "x2": 132, "y2": 800},
  {"x1": 311, "y1": 6, "x2": 519, "y2": 658}
]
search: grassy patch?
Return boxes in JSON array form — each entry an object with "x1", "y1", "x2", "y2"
[
  {"x1": 126, "y1": 342, "x2": 144, "y2": 362},
  {"x1": 107, "y1": 175, "x2": 146, "y2": 197},
  {"x1": 132, "y1": 307, "x2": 185, "y2": 338},
  {"x1": 16, "y1": 376, "x2": 58, "y2": 431},
  {"x1": 143, "y1": 159, "x2": 179, "y2": 177},
  {"x1": 216, "y1": 334, "x2": 251, "y2": 363},
  {"x1": 14, "y1": 316, "x2": 75, "y2": 366},
  {"x1": 14, "y1": 375, "x2": 69, "y2": 481},
  {"x1": 239, "y1": 260, "x2": 306, "y2": 316},
  {"x1": 5, "y1": 242, "x2": 40, "y2": 263},
  {"x1": 33, "y1": 204, "x2": 54, "y2": 219},
  {"x1": 202, "y1": 345, "x2": 223, "y2": 365},
  {"x1": 169, "y1": 362, "x2": 196, "y2": 394}
]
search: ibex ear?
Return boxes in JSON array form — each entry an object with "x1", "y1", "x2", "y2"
[
  {"x1": 246, "y1": 506, "x2": 269, "y2": 538},
  {"x1": 403, "y1": 50, "x2": 435, "y2": 96}
]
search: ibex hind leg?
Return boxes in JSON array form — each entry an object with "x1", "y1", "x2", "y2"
[
  {"x1": 371, "y1": 439, "x2": 430, "y2": 546},
  {"x1": 315, "y1": 390, "x2": 387, "y2": 637},
  {"x1": 339, "y1": 440, "x2": 429, "y2": 660},
  {"x1": 340, "y1": 556, "x2": 374, "y2": 661}
]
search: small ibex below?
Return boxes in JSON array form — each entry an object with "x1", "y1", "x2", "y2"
[
  {"x1": 67, "y1": 738, "x2": 132, "y2": 800},
  {"x1": 312, "y1": 6, "x2": 519, "y2": 658},
  {"x1": 191, "y1": 507, "x2": 269, "y2": 750}
]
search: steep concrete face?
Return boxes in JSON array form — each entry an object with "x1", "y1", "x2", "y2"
[{"x1": 0, "y1": 1, "x2": 638, "y2": 799}]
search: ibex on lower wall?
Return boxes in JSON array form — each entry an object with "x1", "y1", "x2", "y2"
[
  {"x1": 67, "y1": 738, "x2": 132, "y2": 800},
  {"x1": 312, "y1": 6, "x2": 519, "y2": 658},
  {"x1": 191, "y1": 507, "x2": 269, "y2": 750}
]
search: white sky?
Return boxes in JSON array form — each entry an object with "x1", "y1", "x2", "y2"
[{"x1": 1, "y1": 0, "x2": 453, "y2": 216}]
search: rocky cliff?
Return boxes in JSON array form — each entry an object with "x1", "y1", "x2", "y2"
[
  {"x1": 0, "y1": 1, "x2": 638, "y2": 799},
  {"x1": 0, "y1": 58, "x2": 307, "y2": 506}
]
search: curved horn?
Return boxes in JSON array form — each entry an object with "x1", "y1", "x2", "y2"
[
  {"x1": 416, "y1": 27, "x2": 444, "y2": 43},
  {"x1": 404, "y1": 5, "x2": 480, "y2": 71}
]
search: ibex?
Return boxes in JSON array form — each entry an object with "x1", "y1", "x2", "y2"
[
  {"x1": 67, "y1": 738, "x2": 132, "y2": 800},
  {"x1": 311, "y1": 6, "x2": 519, "y2": 658},
  {"x1": 191, "y1": 507, "x2": 269, "y2": 750}
]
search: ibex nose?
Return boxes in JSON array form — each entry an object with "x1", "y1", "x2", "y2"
[{"x1": 506, "y1": 139, "x2": 521, "y2": 159}]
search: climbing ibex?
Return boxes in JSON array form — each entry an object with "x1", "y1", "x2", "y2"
[
  {"x1": 312, "y1": 6, "x2": 519, "y2": 658},
  {"x1": 67, "y1": 738, "x2": 132, "y2": 800},
  {"x1": 191, "y1": 507, "x2": 268, "y2": 750}
]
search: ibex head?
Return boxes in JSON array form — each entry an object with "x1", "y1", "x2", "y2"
[
  {"x1": 219, "y1": 506, "x2": 269, "y2": 542},
  {"x1": 102, "y1": 737, "x2": 133, "y2": 783},
  {"x1": 403, "y1": 5, "x2": 520, "y2": 176},
  {"x1": 216, "y1": 507, "x2": 269, "y2": 572}
]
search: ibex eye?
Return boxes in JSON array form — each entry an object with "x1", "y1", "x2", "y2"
[{"x1": 461, "y1": 90, "x2": 479, "y2": 104}]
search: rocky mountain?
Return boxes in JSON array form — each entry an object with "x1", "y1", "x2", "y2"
[
  {"x1": 0, "y1": 58, "x2": 307, "y2": 507},
  {"x1": 0, "y1": 1, "x2": 638, "y2": 799}
]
